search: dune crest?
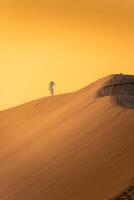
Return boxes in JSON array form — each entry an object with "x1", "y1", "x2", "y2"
[{"x1": 97, "y1": 74, "x2": 134, "y2": 108}]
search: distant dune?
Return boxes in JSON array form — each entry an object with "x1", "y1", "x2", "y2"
[{"x1": 0, "y1": 74, "x2": 134, "y2": 200}]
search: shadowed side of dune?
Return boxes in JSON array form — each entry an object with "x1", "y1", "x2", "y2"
[{"x1": 96, "y1": 74, "x2": 134, "y2": 109}]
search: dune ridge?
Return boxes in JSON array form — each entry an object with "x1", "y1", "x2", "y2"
[
  {"x1": 0, "y1": 74, "x2": 134, "y2": 200},
  {"x1": 97, "y1": 74, "x2": 134, "y2": 108}
]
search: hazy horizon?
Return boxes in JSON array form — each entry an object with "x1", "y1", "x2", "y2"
[{"x1": 1, "y1": 0, "x2": 134, "y2": 109}]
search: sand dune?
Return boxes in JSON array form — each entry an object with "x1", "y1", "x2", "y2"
[{"x1": 0, "y1": 74, "x2": 134, "y2": 200}]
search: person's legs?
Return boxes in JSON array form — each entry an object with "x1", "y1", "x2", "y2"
[{"x1": 50, "y1": 88, "x2": 54, "y2": 96}]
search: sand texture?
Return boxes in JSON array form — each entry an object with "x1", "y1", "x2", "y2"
[{"x1": 0, "y1": 74, "x2": 134, "y2": 200}]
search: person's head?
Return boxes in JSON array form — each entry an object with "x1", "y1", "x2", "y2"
[{"x1": 51, "y1": 81, "x2": 55, "y2": 85}]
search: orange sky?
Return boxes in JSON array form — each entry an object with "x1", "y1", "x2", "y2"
[{"x1": 0, "y1": 0, "x2": 134, "y2": 110}]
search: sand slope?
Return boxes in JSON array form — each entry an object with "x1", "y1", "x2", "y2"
[{"x1": 0, "y1": 74, "x2": 134, "y2": 200}]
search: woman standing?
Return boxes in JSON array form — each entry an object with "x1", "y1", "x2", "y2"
[{"x1": 49, "y1": 81, "x2": 55, "y2": 96}]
